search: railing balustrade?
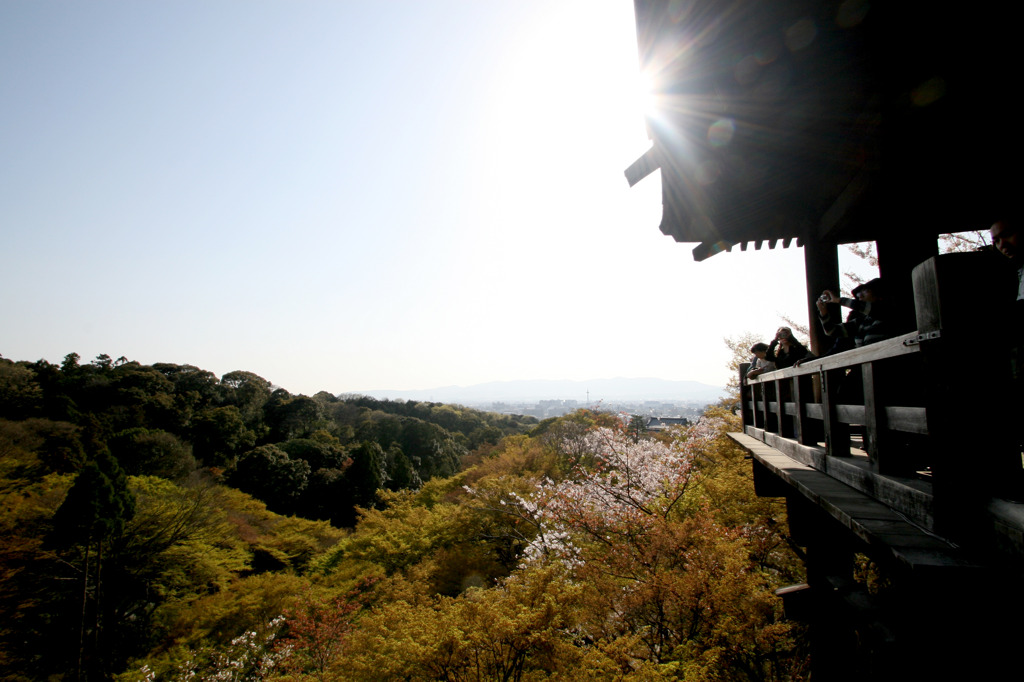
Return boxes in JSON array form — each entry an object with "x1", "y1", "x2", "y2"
[{"x1": 740, "y1": 252, "x2": 1021, "y2": 543}]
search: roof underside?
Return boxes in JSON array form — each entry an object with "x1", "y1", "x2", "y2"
[{"x1": 627, "y1": 0, "x2": 1018, "y2": 261}]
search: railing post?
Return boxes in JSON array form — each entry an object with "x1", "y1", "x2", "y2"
[
  {"x1": 821, "y1": 368, "x2": 850, "y2": 457},
  {"x1": 794, "y1": 373, "x2": 819, "y2": 445},
  {"x1": 752, "y1": 382, "x2": 765, "y2": 429},
  {"x1": 776, "y1": 378, "x2": 792, "y2": 438},
  {"x1": 763, "y1": 380, "x2": 778, "y2": 433},
  {"x1": 861, "y1": 361, "x2": 888, "y2": 469},
  {"x1": 739, "y1": 362, "x2": 753, "y2": 428}
]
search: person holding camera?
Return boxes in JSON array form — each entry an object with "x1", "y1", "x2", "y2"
[
  {"x1": 765, "y1": 326, "x2": 809, "y2": 369},
  {"x1": 795, "y1": 278, "x2": 888, "y2": 367},
  {"x1": 817, "y1": 278, "x2": 888, "y2": 349}
]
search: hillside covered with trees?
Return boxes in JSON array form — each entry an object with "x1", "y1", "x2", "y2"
[{"x1": 0, "y1": 353, "x2": 807, "y2": 680}]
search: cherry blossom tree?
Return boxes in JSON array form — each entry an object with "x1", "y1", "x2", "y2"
[{"x1": 465, "y1": 413, "x2": 806, "y2": 676}]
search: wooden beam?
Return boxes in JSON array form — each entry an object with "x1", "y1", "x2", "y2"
[
  {"x1": 624, "y1": 146, "x2": 660, "y2": 187},
  {"x1": 817, "y1": 170, "x2": 872, "y2": 242}
]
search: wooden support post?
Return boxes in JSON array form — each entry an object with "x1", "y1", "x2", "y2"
[
  {"x1": 777, "y1": 378, "x2": 793, "y2": 438},
  {"x1": 763, "y1": 380, "x2": 778, "y2": 433},
  {"x1": 786, "y1": 494, "x2": 857, "y2": 681},
  {"x1": 804, "y1": 239, "x2": 840, "y2": 359},
  {"x1": 752, "y1": 382, "x2": 765, "y2": 429},
  {"x1": 739, "y1": 363, "x2": 753, "y2": 428},
  {"x1": 794, "y1": 373, "x2": 821, "y2": 445},
  {"x1": 861, "y1": 362, "x2": 886, "y2": 468},
  {"x1": 822, "y1": 368, "x2": 850, "y2": 457}
]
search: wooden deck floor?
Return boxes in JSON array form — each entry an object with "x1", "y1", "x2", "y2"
[{"x1": 728, "y1": 432, "x2": 978, "y2": 575}]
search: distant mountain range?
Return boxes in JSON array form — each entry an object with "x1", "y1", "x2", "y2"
[{"x1": 350, "y1": 378, "x2": 725, "y2": 405}]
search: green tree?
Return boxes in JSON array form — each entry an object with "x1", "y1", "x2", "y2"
[
  {"x1": 108, "y1": 428, "x2": 195, "y2": 479},
  {"x1": 190, "y1": 405, "x2": 254, "y2": 466},
  {"x1": 229, "y1": 444, "x2": 310, "y2": 515},
  {"x1": 338, "y1": 442, "x2": 387, "y2": 526},
  {"x1": 220, "y1": 370, "x2": 272, "y2": 427},
  {"x1": 51, "y1": 449, "x2": 136, "y2": 678},
  {"x1": 0, "y1": 358, "x2": 43, "y2": 419}
]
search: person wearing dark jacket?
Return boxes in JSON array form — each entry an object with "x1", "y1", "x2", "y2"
[
  {"x1": 765, "y1": 326, "x2": 809, "y2": 368},
  {"x1": 991, "y1": 219, "x2": 1024, "y2": 379},
  {"x1": 795, "y1": 278, "x2": 888, "y2": 367},
  {"x1": 817, "y1": 278, "x2": 888, "y2": 350}
]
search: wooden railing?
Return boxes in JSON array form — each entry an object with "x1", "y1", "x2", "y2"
[
  {"x1": 741, "y1": 252, "x2": 1022, "y2": 545},
  {"x1": 741, "y1": 333, "x2": 935, "y2": 528}
]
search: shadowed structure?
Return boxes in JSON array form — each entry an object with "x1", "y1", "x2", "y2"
[{"x1": 626, "y1": 1, "x2": 1023, "y2": 678}]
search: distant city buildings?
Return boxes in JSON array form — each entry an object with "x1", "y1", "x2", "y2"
[{"x1": 485, "y1": 398, "x2": 707, "y2": 422}]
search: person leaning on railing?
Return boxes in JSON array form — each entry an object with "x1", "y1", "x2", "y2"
[{"x1": 745, "y1": 342, "x2": 777, "y2": 381}]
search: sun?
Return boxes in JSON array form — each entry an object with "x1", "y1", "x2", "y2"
[{"x1": 633, "y1": 69, "x2": 660, "y2": 120}]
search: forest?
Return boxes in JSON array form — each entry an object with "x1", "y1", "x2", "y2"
[{"x1": 0, "y1": 352, "x2": 808, "y2": 680}]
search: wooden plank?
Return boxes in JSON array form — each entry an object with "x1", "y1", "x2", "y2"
[
  {"x1": 835, "y1": 404, "x2": 865, "y2": 424},
  {"x1": 885, "y1": 407, "x2": 928, "y2": 435},
  {"x1": 762, "y1": 431, "x2": 827, "y2": 471},
  {"x1": 748, "y1": 332, "x2": 920, "y2": 384},
  {"x1": 728, "y1": 432, "x2": 975, "y2": 573},
  {"x1": 759, "y1": 431, "x2": 935, "y2": 530},
  {"x1": 624, "y1": 146, "x2": 659, "y2": 187}
]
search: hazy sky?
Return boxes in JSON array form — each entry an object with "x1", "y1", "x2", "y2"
[{"x1": 1, "y1": 1, "x2": 874, "y2": 396}]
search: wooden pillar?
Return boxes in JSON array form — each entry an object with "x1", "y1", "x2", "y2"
[
  {"x1": 786, "y1": 494, "x2": 857, "y2": 681},
  {"x1": 914, "y1": 253, "x2": 1021, "y2": 537},
  {"x1": 877, "y1": 235, "x2": 938, "y2": 336},
  {"x1": 804, "y1": 240, "x2": 840, "y2": 358}
]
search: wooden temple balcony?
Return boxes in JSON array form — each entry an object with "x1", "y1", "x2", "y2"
[
  {"x1": 736, "y1": 252, "x2": 1023, "y2": 549},
  {"x1": 730, "y1": 253, "x2": 1023, "y2": 678},
  {"x1": 624, "y1": 0, "x2": 1023, "y2": 674}
]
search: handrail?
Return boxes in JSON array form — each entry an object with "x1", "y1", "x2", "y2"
[
  {"x1": 739, "y1": 252, "x2": 1024, "y2": 566},
  {"x1": 746, "y1": 332, "x2": 920, "y2": 384},
  {"x1": 739, "y1": 330, "x2": 931, "y2": 527}
]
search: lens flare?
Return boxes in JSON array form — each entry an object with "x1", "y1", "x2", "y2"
[
  {"x1": 785, "y1": 18, "x2": 817, "y2": 51},
  {"x1": 707, "y1": 119, "x2": 735, "y2": 147}
]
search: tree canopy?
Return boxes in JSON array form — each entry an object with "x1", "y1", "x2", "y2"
[{"x1": 0, "y1": 352, "x2": 810, "y2": 680}]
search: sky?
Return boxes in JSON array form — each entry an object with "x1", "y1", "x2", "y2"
[{"x1": 0, "y1": 1, "x2": 875, "y2": 397}]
